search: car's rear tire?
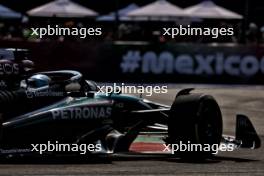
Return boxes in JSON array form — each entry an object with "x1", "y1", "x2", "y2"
[{"x1": 167, "y1": 93, "x2": 223, "y2": 158}]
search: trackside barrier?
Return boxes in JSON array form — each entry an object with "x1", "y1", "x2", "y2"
[{"x1": 0, "y1": 40, "x2": 263, "y2": 84}]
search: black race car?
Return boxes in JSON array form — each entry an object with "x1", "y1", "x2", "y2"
[{"x1": 0, "y1": 70, "x2": 261, "y2": 159}]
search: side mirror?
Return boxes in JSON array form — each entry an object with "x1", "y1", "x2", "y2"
[{"x1": 86, "y1": 91, "x2": 96, "y2": 98}]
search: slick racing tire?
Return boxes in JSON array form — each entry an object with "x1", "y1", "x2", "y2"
[{"x1": 168, "y1": 93, "x2": 223, "y2": 158}]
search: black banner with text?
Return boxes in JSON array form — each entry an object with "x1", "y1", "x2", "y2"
[{"x1": 1, "y1": 41, "x2": 264, "y2": 84}]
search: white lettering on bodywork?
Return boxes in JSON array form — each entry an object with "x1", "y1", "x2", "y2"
[{"x1": 51, "y1": 107, "x2": 112, "y2": 120}]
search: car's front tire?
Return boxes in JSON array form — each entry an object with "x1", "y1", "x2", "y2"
[{"x1": 167, "y1": 92, "x2": 223, "y2": 158}]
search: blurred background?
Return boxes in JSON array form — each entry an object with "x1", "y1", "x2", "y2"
[{"x1": 0, "y1": 0, "x2": 263, "y2": 84}]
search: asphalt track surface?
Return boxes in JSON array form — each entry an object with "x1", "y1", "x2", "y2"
[{"x1": 0, "y1": 84, "x2": 264, "y2": 176}]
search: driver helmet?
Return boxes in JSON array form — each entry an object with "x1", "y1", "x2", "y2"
[{"x1": 28, "y1": 74, "x2": 51, "y2": 88}]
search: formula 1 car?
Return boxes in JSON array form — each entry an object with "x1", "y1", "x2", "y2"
[{"x1": 0, "y1": 70, "x2": 261, "y2": 158}]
